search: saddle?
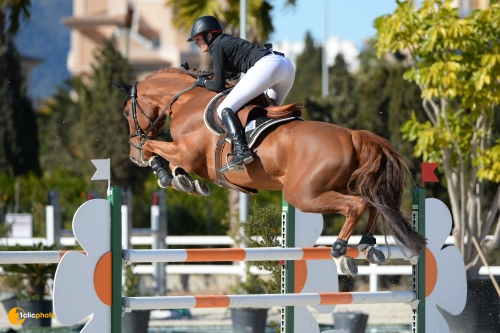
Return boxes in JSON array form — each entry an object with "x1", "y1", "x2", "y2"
[
  {"x1": 204, "y1": 88, "x2": 303, "y2": 145},
  {"x1": 204, "y1": 88, "x2": 304, "y2": 194}
]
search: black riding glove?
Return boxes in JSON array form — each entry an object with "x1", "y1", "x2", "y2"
[
  {"x1": 225, "y1": 71, "x2": 241, "y2": 81},
  {"x1": 194, "y1": 77, "x2": 206, "y2": 87}
]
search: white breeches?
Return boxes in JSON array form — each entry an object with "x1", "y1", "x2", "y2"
[{"x1": 217, "y1": 53, "x2": 295, "y2": 118}]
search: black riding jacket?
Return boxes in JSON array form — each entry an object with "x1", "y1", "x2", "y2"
[{"x1": 204, "y1": 34, "x2": 269, "y2": 92}]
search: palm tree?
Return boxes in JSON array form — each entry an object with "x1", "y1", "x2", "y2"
[
  {"x1": 0, "y1": 0, "x2": 31, "y2": 51},
  {"x1": 166, "y1": 0, "x2": 296, "y2": 44},
  {"x1": 0, "y1": 0, "x2": 36, "y2": 213}
]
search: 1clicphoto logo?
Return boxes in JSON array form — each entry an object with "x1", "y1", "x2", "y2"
[
  {"x1": 8, "y1": 307, "x2": 25, "y2": 325},
  {"x1": 8, "y1": 307, "x2": 56, "y2": 325}
]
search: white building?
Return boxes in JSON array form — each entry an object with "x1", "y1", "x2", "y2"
[{"x1": 273, "y1": 36, "x2": 360, "y2": 72}]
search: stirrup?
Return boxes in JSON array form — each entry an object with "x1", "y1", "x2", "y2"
[
  {"x1": 220, "y1": 150, "x2": 254, "y2": 173},
  {"x1": 220, "y1": 163, "x2": 245, "y2": 174}
]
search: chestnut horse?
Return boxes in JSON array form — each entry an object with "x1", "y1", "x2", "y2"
[{"x1": 115, "y1": 68, "x2": 426, "y2": 275}]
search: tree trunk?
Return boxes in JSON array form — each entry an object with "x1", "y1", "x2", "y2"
[{"x1": 0, "y1": 9, "x2": 5, "y2": 52}]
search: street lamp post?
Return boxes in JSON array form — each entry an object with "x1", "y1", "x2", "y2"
[
  {"x1": 322, "y1": 0, "x2": 329, "y2": 97},
  {"x1": 239, "y1": 0, "x2": 249, "y2": 282}
]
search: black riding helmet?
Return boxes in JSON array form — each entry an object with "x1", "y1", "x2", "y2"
[{"x1": 187, "y1": 16, "x2": 223, "y2": 45}]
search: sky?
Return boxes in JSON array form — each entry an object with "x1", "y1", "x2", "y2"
[
  {"x1": 13, "y1": 1, "x2": 401, "y2": 100},
  {"x1": 269, "y1": 0, "x2": 399, "y2": 48},
  {"x1": 15, "y1": 0, "x2": 71, "y2": 100}
]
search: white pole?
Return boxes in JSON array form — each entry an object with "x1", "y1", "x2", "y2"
[
  {"x1": 322, "y1": 0, "x2": 328, "y2": 97},
  {"x1": 151, "y1": 199, "x2": 160, "y2": 294},
  {"x1": 239, "y1": 0, "x2": 249, "y2": 283},
  {"x1": 46, "y1": 205, "x2": 54, "y2": 246},
  {"x1": 123, "y1": 290, "x2": 416, "y2": 311},
  {"x1": 240, "y1": 0, "x2": 247, "y2": 41},
  {"x1": 370, "y1": 264, "x2": 378, "y2": 292},
  {"x1": 46, "y1": 190, "x2": 60, "y2": 246},
  {"x1": 121, "y1": 187, "x2": 132, "y2": 250},
  {"x1": 0, "y1": 251, "x2": 61, "y2": 264},
  {"x1": 238, "y1": 0, "x2": 248, "y2": 226},
  {"x1": 458, "y1": 0, "x2": 471, "y2": 17},
  {"x1": 122, "y1": 246, "x2": 415, "y2": 263},
  {"x1": 121, "y1": 205, "x2": 129, "y2": 250},
  {"x1": 158, "y1": 190, "x2": 167, "y2": 296}
]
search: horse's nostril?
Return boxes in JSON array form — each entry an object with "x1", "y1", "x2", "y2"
[{"x1": 130, "y1": 156, "x2": 137, "y2": 164}]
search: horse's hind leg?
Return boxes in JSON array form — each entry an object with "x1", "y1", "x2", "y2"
[
  {"x1": 359, "y1": 206, "x2": 386, "y2": 264},
  {"x1": 284, "y1": 190, "x2": 367, "y2": 276},
  {"x1": 331, "y1": 198, "x2": 367, "y2": 276}
]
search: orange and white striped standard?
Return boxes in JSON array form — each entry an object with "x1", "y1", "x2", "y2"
[
  {"x1": 122, "y1": 290, "x2": 416, "y2": 311},
  {"x1": 122, "y1": 246, "x2": 412, "y2": 263}
]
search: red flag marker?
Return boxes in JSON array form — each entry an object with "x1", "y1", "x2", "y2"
[{"x1": 422, "y1": 162, "x2": 439, "y2": 186}]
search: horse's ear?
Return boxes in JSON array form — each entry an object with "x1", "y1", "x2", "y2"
[{"x1": 112, "y1": 81, "x2": 132, "y2": 93}]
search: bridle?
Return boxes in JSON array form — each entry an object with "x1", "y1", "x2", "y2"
[
  {"x1": 123, "y1": 64, "x2": 213, "y2": 151},
  {"x1": 124, "y1": 82, "x2": 197, "y2": 151}
]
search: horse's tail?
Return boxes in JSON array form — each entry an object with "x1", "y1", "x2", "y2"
[{"x1": 348, "y1": 129, "x2": 426, "y2": 257}]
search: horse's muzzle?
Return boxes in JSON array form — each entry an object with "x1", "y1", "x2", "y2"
[{"x1": 130, "y1": 155, "x2": 148, "y2": 167}]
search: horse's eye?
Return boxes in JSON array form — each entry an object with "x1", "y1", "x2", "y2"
[{"x1": 124, "y1": 110, "x2": 130, "y2": 117}]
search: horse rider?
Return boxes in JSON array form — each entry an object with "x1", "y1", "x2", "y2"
[{"x1": 187, "y1": 15, "x2": 295, "y2": 173}]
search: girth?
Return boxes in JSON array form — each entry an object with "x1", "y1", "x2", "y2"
[{"x1": 206, "y1": 89, "x2": 304, "y2": 194}]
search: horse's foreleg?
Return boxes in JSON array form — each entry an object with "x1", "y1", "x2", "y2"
[
  {"x1": 359, "y1": 206, "x2": 386, "y2": 264},
  {"x1": 149, "y1": 155, "x2": 173, "y2": 188},
  {"x1": 142, "y1": 141, "x2": 185, "y2": 167},
  {"x1": 143, "y1": 141, "x2": 210, "y2": 196}
]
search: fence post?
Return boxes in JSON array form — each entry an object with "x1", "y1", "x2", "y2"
[
  {"x1": 152, "y1": 191, "x2": 167, "y2": 296},
  {"x1": 281, "y1": 195, "x2": 295, "y2": 333},
  {"x1": 370, "y1": 264, "x2": 378, "y2": 292},
  {"x1": 412, "y1": 186, "x2": 426, "y2": 333},
  {"x1": 108, "y1": 187, "x2": 122, "y2": 333},
  {"x1": 46, "y1": 189, "x2": 61, "y2": 246},
  {"x1": 121, "y1": 187, "x2": 132, "y2": 250},
  {"x1": 158, "y1": 189, "x2": 167, "y2": 296}
]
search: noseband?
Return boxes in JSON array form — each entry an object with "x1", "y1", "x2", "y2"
[{"x1": 125, "y1": 82, "x2": 197, "y2": 151}]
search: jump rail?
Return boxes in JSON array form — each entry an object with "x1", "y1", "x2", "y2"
[
  {"x1": 0, "y1": 251, "x2": 63, "y2": 264},
  {"x1": 122, "y1": 246, "x2": 415, "y2": 263},
  {"x1": 122, "y1": 291, "x2": 417, "y2": 311},
  {"x1": 0, "y1": 246, "x2": 415, "y2": 265},
  {"x1": 0, "y1": 250, "x2": 85, "y2": 264}
]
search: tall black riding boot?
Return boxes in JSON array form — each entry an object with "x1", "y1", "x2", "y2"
[{"x1": 220, "y1": 108, "x2": 254, "y2": 173}]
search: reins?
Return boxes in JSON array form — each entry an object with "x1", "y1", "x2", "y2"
[{"x1": 180, "y1": 61, "x2": 213, "y2": 78}]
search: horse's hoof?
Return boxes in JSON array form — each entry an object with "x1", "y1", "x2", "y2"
[
  {"x1": 171, "y1": 175, "x2": 194, "y2": 192},
  {"x1": 334, "y1": 256, "x2": 358, "y2": 276},
  {"x1": 189, "y1": 180, "x2": 210, "y2": 196},
  {"x1": 363, "y1": 246, "x2": 386, "y2": 264}
]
